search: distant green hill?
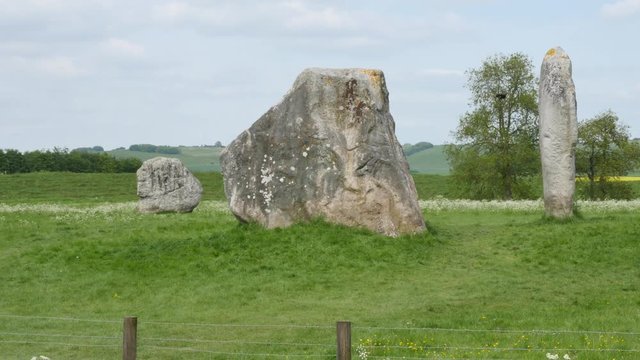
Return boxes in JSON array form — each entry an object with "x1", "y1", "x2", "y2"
[
  {"x1": 406, "y1": 145, "x2": 449, "y2": 174},
  {"x1": 109, "y1": 145, "x2": 450, "y2": 174},
  {"x1": 109, "y1": 146, "x2": 224, "y2": 173}
]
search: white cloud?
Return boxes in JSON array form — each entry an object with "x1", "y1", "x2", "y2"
[
  {"x1": 0, "y1": 55, "x2": 85, "y2": 77},
  {"x1": 281, "y1": 1, "x2": 354, "y2": 31},
  {"x1": 103, "y1": 37, "x2": 145, "y2": 58},
  {"x1": 438, "y1": 11, "x2": 467, "y2": 32},
  {"x1": 151, "y1": 1, "x2": 188, "y2": 21},
  {"x1": 601, "y1": 0, "x2": 640, "y2": 18},
  {"x1": 151, "y1": 1, "x2": 246, "y2": 27},
  {"x1": 37, "y1": 56, "x2": 86, "y2": 77},
  {"x1": 149, "y1": 1, "x2": 461, "y2": 40}
]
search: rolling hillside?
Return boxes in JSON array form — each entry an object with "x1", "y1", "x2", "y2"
[
  {"x1": 109, "y1": 146, "x2": 224, "y2": 173},
  {"x1": 405, "y1": 145, "x2": 449, "y2": 174}
]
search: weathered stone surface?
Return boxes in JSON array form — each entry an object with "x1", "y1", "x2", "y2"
[
  {"x1": 220, "y1": 68, "x2": 425, "y2": 237},
  {"x1": 539, "y1": 47, "x2": 578, "y2": 218},
  {"x1": 136, "y1": 157, "x2": 203, "y2": 213}
]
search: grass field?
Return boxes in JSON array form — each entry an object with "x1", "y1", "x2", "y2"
[
  {"x1": 0, "y1": 172, "x2": 451, "y2": 204},
  {"x1": 1, "y1": 173, "x2": 639, "y2": 359},
  {"x1": 0, "y1": 172, "x2": 226, "y2": 204}
]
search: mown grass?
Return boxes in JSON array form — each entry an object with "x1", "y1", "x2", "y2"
[
  {"x1": 1, "y1": 173, "x2": 639, "y2": 359},
  {"x1": 0, "y1": 172, "x2": 445, "y2": 204},
  {"x1": 0, "y1": 172, "x2": 226, "y2": 204}
]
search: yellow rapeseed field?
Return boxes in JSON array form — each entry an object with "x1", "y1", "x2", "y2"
[{"x1": 577, "y1": 176, "x2": 640, "y2": 182}]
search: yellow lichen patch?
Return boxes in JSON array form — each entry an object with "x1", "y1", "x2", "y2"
[
  {"x1": 545, "y1": 48, "x2": 556, "y2": 58},
  {"x1": 360, "y1": 69, "x2": 383, "y2": 87}
]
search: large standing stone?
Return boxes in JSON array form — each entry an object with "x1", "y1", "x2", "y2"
[
  {"x1": 539, "y1": 47, "x2": 578, "y2": 218},
  {"x1": 220, "y1": 68, "x2": 425, "y2": 237},
  {"x1": 136, "y1": 157, "x2": 203, "y2": 213}
]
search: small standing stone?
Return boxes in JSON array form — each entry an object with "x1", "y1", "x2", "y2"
[
  {"x1": 136, "y1": 157, "x2": 203, "y2": 213},
  {"x1": 220, "y1": 68, "x2": 425, "y2": 237},
  {"x1": 539, "y1": 47, "x2": 578, "y2": 218}
]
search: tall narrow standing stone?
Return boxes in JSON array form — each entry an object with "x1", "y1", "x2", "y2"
[{"x1": 539, "y1": 47, "x2": 578, "y2": 218}]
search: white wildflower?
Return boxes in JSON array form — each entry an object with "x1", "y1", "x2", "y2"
[
  {"x1": 563, "y1": 354, "x2": 571, "y2": 360},
  {"x1": 417, "y1": 198, "x2": 640, "y2": 212},
  {"x1": 546, "y1": 353, "x2": 559, "y2": 360},
  {"x1": 356, "y1": 344, "x2": 368, "y2": 360},
  {"x1": 193, "y1": 201, "x2": 231, "y2": 214}
]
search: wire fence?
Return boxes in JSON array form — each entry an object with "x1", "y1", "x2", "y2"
[
  {"x1": 0, "y1": 314, "x2": 336, "y2": 359},
  {"x1": 1, "y1": 314, "x2": 639, "y2": 359},
  {"x1": 352, "y1": 324, "x2": 640, "y2": 360}
]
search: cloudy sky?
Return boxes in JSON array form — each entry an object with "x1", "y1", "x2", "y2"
[{"x1": 1, "y1": 0, "x2": 639, "y2": 151}]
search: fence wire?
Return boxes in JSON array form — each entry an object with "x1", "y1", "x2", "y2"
[
  {"x1": 356, "y1": 325, "x2": 640, "y2": 336},
  {"x1": 2, "y1": 314, "x2": 639, "y2": 359},
  {"x1": 142, "y1": 344, "x2": 331, "y2": 357}
]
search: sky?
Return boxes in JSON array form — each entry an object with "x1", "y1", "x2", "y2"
[{"x1": 1, "y1": 0, "x2": 639, "y2": 152}]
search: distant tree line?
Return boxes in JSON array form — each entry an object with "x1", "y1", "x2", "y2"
[
  {"x1": 129, "y1": 144, "x2": 181, "y2": 154},
  {"x1": 72, "y1": 146, "x2": 105, "y2": 153},
  {"x1": 0, "y1": 148, "x2": 142, "y2": 174},
  {"x1": 403, "y1": 142, "x2": 434, "y2": 156}
]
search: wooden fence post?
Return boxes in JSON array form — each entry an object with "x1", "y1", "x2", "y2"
[
  {"x1": 123, "y1": 316, "x2": 137, "y2": 360},
  {"x1": 336, "y1": 321, "x2": 351, "y2": 360}
]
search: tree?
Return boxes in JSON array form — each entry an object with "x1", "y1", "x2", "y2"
[
  {"x1": 0, "y1": 149, "x2": 5, "y2": 173},
  {"x1": 3, "y1": 149, "x2": 26, "y2": 173},
  {"x1": 576, "y1": 110, "x2": 640, "y2": 199},
  {"x1": 446, "y1": 53, "x2": 539, "y2": 199}
]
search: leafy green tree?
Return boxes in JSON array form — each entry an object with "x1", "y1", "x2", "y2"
[
  {"x1": 0, "y1": 149, "x2": 5, "y2": 173},
  {"x1": 156, "y1": 146, "x2": 180, "y2": 154},
  {"x1": 446, "y1": 53, "x2": 539, "y2": 199},
  {"x1": 117, "y1": 157, "x2": 143, "y2": 173},
  {"x1": 576, "y1": 110, "x2": 640, "y2": 199},
  {"x1": 67, "y1": 152, "x2": 94, "y2": 172},
  {"x1": 3, "y1": 149, "x2": 26, "y2": 173}
]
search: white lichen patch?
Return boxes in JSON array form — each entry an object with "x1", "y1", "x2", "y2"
[
  {"x1": 259, "y1": 188, "x2": 273, "y2": 207},
  {"x1": 260, "y1": 166, "x2": 274, "y2": 185}
]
